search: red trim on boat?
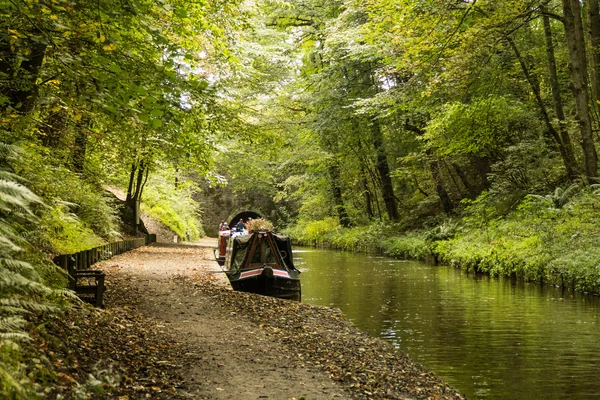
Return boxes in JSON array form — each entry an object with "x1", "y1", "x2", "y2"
[
  {"x1": 239, "y1": 269, "x2": 263, "y2": 279},
  {"x1": 272, "y1": 270, "x2": 290, "y2": 278}
]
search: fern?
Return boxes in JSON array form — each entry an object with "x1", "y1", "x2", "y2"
[
  {"x1": 527, "y1": 183, "x2": 581, "y2": 209},
  {"x1": 0, "y1": 299, "x2": 59, "y2": 313},
  {"x1": 0, "y1": 180, "x2": 42, "y2": 211},
  {"x1": 0, "y1": 270, "x2": 55, "y2": 296},
  {"x1": 54, "y1": 287, "x2": 79, "y2": 299},
  {"x1": 0, "y1": 142, "x2": 63, "y2": 397},
  {"x1": 0, "y1": 258, "x2": 37, "y2": 276},
  {"x1": 0, "y1": 306, "x2": 32, "y2": 316},
  {"x1": 0, "y1": 332, "x2": 31, "y2": 341},
  {"x1": 0, "y1": 298, "x2": 58, "y2": 313},
  {"x1": 0, "y1": 364, "x2": 26, "y2": 395},
  {"x1": 0, "y1": 237, "x2": 20, "y2": 253},
  {"x1": 0, "y1": 317, "x2": 27, "y2": 332}
]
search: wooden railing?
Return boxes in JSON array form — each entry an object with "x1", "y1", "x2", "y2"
[{"x1": 53, "y1": 234, "x2": 156, "y2": 306}]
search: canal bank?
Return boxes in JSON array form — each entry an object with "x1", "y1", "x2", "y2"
[{"x1": 288, "y1": 219, "x2": 600, "y2": 296}]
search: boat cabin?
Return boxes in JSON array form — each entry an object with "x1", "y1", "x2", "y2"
[{"x1": 227, "y1": 231, "x2": 293, "y2": 273}]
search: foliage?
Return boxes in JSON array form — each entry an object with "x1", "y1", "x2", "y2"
[
  {"x1": 0, "y1": 143, "x2": 66, "y2": 397},
  {"x1": 526, "y1": 183, "x2": 581, "y2": 209},
  {"x1": 247, "y1": 218, "x2": 275, "y2": 232},
  {"x1": 424, "y1": 220, "x2": 460, "y2": 243},
  {"x1": 434, "y1": 189, "x2": 600, "y2": 292},
  {"x1": 11, "y1": 146, "x2": 121, "y2": 254},
  {"x1": 38, "y1": 205, "x2": 107, "y2": 254},
  {"x1": 286, "y1": 186, "x2": 600, "y2": 294},
  {"x1": 140, "y1": 168, "x2": 204, "y2": 241},
  {"x1": 285, "y1": 217, "x2": 340, "y2": 244},
  {"x1": 425, "y1": 97, "x2": 531, "y2": 157},
  {"x1": 382, "y1": 234, "x2": 430, "y2": 260}
]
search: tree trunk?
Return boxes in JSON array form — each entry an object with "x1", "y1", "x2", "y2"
[
  {"x1": 470, "y1": 156, "x2": 492, "y2": 191},
  {"x1": 71, "y1": 129, "x2": 87, "y2": 173},
  {"x1": 562, "y1": 0, "x2": 598, "y2": 179},
  {"x1": 507, "y1": 37, "x2": 578, "y2": 180},
  {"x1": 361, "y1": 171, "x2": 374, "y2": 220},
  {"x1": 124, "y1": 159, "x2": 149, "y2": 234},
  {"x1": 355, "y1": 135, "x2": 374, "y2": 220},
  {"x1": 451, "y1": 162, "x2": 477, "y2": 199},
  {"x1": 126, "y1": 162, "x2": 137, "y2": 203},
  {"x1": 0, "y1": 36, "x2": 46, "y2": 113},
  {"x1": 132, "y1": 160, "x2": 146, "y2": 202},
  {"x1": 542, "y1": 9, "x2": 579, "y2": 179},
  {"x1": 327, "y1": 159, "x2": 352, "y2": 228},
  {"x1": 428, "y1": 150, "x2": 454, "y2": 214},
  {"x1": 71, "y1": 116, "x2": 90, "y2": 173},
  {"x1": 587, "y1": 0, "x2": 600, "y2": 104},
  {"x1": 126, "y1": 159, "x2": 148, "y2": 207},
  {"x1": 444, "y1": 160, "x2": 468, "y2": 199},
  {"x1": 370, "y1": 118, "x2": 400, "y2": 221},
  {"x1": 41, "y1": 110, "x2": 67, "y2": 148}
]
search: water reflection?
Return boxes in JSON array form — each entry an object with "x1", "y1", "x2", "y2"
[{"x1": 296, "y1": 248, "x2": 600, "y2": 399}]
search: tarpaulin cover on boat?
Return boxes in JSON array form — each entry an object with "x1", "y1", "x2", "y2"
[
  {"x1": 227, "y1": 232, "x2": 297, "y2": 274},
  {"x1": 228, "y1": 234, "x2": 253, "y2": 274},
  {"x1": 272, "y1": 233, "x2": 295, "y2": 270}
]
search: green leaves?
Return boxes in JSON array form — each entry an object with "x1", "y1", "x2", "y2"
[
  {"x1": 174, "y1": 8, "x2": 189, "y2": 18},
  {"x1": 107, "y1": 62, "x2": 122, "y2": 74},
  {"x1": 424, "y1": 97, "x2": 531, "y2": 156}
]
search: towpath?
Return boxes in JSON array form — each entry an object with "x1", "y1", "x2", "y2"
[
  {"x1": 52, "y1": 239, "x2": 463, "y2": 399},
  {"x1": 93, "y1": 239, "x2": 348, "y2": 399}
]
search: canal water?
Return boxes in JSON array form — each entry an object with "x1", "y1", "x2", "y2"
[{"x1": 294, "y1": 248, "x2": 600, "y2": 399}]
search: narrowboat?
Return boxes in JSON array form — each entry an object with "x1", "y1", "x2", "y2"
[
  {"x1": 214, "y1": 211, "x2": 262, "y2": 266},
  {"x1": 223, "y1": 230, "x2": 301, "y2": 301},
  {"x1": 214, "y1": 229, "x2": 229, "y2": 266}
]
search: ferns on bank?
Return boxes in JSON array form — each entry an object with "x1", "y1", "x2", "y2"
[{"x1": 0, "y1": 142, "x2": 63, "y2": 398}]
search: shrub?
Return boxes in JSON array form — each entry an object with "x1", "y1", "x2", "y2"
[{"x1": 141, "y1": 169, "x2": 204, "y2": 240}]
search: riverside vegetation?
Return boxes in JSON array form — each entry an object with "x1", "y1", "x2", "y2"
[{"x1": 286, "y1": 184, "x2": 600, "y2": 295}]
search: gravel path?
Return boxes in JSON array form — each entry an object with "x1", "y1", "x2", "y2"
[{"x1": 47, "y1": 241, "x2": 464, "y2": 399}]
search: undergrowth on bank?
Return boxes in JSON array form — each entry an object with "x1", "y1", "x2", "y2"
[
  {"x1": 1, "y1": 142, "x2": 70, "y2": 398},
  {"x1": 286, "y1": 187, "x2": 600, "y2": 294},
  {"x1": 20, "y1": 146, "x2": 120, "y2": 254},
  {"x1": 141, "y1": 169, "x2": 204, "y2": 241}
]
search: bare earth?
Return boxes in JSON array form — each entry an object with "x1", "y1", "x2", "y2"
[{"x1": 48, "y1": 240, "x2": 463, "y2": 399}]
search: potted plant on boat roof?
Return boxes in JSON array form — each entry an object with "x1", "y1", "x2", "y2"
[{"x1": 246, "y1": 218, "x2": 274, "y2": 233}]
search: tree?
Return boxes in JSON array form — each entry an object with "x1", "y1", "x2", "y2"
[{"x1": 561, "y1": 0, "x2": 598, "y2": 179}]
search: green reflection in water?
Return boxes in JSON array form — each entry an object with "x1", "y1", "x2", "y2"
[{"x1": 296, "y1": 248, "x2": 600, "y2": 399}]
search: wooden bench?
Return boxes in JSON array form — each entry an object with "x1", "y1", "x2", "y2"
[
  {"x1": 72, "y1": 270, "x2": 105, "y2": 308},
  {"x1": 52, "y1": 235, "x2": 157, "y2": 308},
  {"x1": 54, "y1": 254, "x2": 106, "y2": 308}
]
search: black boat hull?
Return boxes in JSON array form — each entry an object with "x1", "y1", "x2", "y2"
[
  {"x1": 230, "y1": 272, "x2": 301, "y2": 301},
  {"x1": 223, "y1": 229, "x2": 301, "y2": 301}
]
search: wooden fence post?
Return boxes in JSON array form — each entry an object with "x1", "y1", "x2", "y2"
[{"x1": 67, "y1": 256, "x2": 76, "y2": 290}]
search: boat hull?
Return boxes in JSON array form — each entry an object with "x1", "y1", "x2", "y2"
[
  {"x1": 214, "y1": 248, "x2": 226, "y2": 266},
  {"x1": 229, "y1": 268, "x2": 301, "y2": 301}
]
